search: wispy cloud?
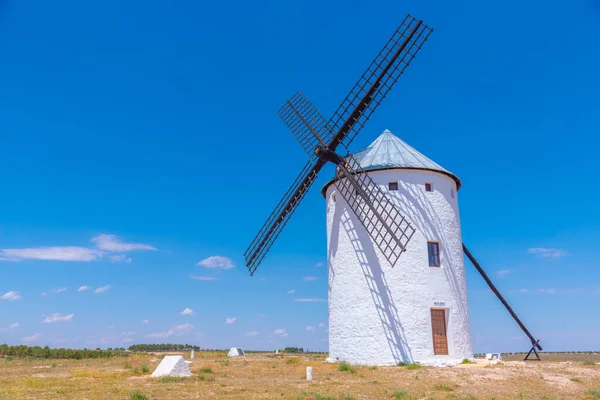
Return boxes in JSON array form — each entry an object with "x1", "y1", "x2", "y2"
[
  {"x1": 287, "y1": 289, "x2": 295, "y2": 294},
  {"x1": 318, "y1": 322, "x2": 326, "y2": 328},
  {"x1": 496, "y1": 270, "x2": 511, "y2": 278},
  {"x1": 273, "y1": 329, "x2": 287, "y2": 337},
  {"x1": 142, "y1": 320, "x2": 149, "y2": 324},
  {"x1": 42, "y1": 313, "x2": 74, "y2": 323},
  {"x1": 9, "y1": 322, "x2": 19, "y2": 329},
  {"x1": 190, "y1": 275, "x2": 218, "y2": 281},
  {"x1": 306, "y1": 326, "x2": 316, "y2": 332},
  {"x1": 225, "y1": 317, "x2": 236, "y2": 325},
  {"x1": 121, "y1": 331, "x2": 136, "y2": 336},
  {"x1": 519, "y1": 288, "x2": 529, "y2": 293},
  {"x1": 22, "y1": 333, "x2": 42, "y2": 343},
  {"x1": 303, "y1": 276, "x2": 317, "y2": 281},
  {"x1": 293, "y1": 298, "x2": 326, "y2": 302},
  {"x1": 315, "y1": 262, "x2": 324, "y2": 267},
  {"x1": 528, "y1": 248, "x2": 567, "y2": 259},
  {"x1": 1, "y1": 291, "x2": 22, "y2": 301},
  {"x1": 537, "y1": 288, "x2": 557, "y2": 295},
  {"x1": 196, "y1": 256, "x2": 234, "y2": 270},
  {"x1": 0, "y1": 247, "x2": 103, "y2": 262},
  {"x1": 91, "y1": 234, "x2": 156, "y2": 252},
  {"x1": 246, "y1": 331, "x2": 259, "y2": 337},
  {"x1": 145, "y1": 323, "x2": 193, "y2": 339},
  {"x1": 121, "y1": 338, "x2": 134, "y2": 343},
  {"x1": 49, "y1": 287, "x2": 68, "y2": 293},
  {"x1": 108, "y1": 254, "x2": 132, "y2": 264},
  {"x1": 180, "y1": 308, "x2": 195, "y2": 316},
  {"x1": 77, "y1": 285, "x2": 90, "y2": 292},
  {"x1": 95, "y1": 285, "x2": 111, "y2": 294}
]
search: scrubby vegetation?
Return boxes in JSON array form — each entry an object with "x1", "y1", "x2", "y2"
[
  {"x1": 0, "y1": 344, "x2": 127, "y2": 360},
  {"x1": 128, "y1": 344, "x2": 200, "y2": 352}
]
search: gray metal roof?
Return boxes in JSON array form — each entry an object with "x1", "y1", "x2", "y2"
[{"x1": 322, "y1": 129, "x2": 461, "y2": 196}]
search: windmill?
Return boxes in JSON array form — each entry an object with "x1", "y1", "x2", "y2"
[{"x1": 245, "y1": 14, "x2": 542, "y2": 364}]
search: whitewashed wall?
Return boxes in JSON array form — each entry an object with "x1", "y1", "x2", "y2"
[{"x1": 325, "y1": 168, "x2": 472, "y2": 366}]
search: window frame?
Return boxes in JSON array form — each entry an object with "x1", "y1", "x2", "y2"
[
  {"x1": 388, "y1": 181, "x2": 399, "y2": 191},
  {"x1": 427, "y1": 241, "x2": 440, "y2": 267},
  {"x1": 425, "y1": 182, "x2": 433, "y2": 192}
]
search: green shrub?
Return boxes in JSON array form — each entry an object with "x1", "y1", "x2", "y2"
[
  {"x1": 124, "y1": 362, "x2": 132, "y2": 369},
  {"x1": 129, "y1": 391, "x2": 148, "y2": 400},
  {"x1": 392, "y1": 391, "x2": 408, "y2": 398},
  {"x1": 588, "y1": 390, "x2": 600, "y2": 399},
  {"x1": 158, "y1": 376, "x2": 181, "y2": 383},
  {"x1": 337, "y1": 362, "x2": 356, "y2": 373},
  {"x1": 461, "y1": 358, "x2": 474, "y2": 364},
  {"x1": 405, "y1": 363, "x2": 421, "y2": 370},
  {"x1": 396, "y1": 362, "x2": 406, "y2": 366},
  {"x1": 199, "y1": 367, "x2": 213, "y2": 373},
  {"x1": 433, "y1": 383, "x2": 453, "y2": 392},
  {"x1": 198, "y1": 374, "x2": 215, "y2": 382},
  {"x1": 286, "y1": 357, "x2": 299, "y2": 364},
  {"x1": 570, "y1": 377, "x2": 581, "y2": 383},
  {"x1": 132, "y1": 367, "x2": 139, "y2": 374},
  {"x1": 583, "y1": 360, "x2": 597, "y2": 365},
  {"x1": 51, "y1": 362, "x2": 57, "y2": 368},
  {"x1": 314, "y1": 395, "x2": 334, "y2": 400},
  {"x1": 141, "y1": 365, "x2": 150, "y2": 373}
]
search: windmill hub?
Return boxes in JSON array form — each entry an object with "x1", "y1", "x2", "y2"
[{"x1": 314, "y1": 146, "x2": 344, "y2": 165}]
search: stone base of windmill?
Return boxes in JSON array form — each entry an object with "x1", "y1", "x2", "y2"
[{"x1": 151, "y1": 355, "x2": 192, "y2": 377}]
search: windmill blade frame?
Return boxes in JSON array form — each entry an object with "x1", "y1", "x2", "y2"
[{"x1": 334, "y1": 154, "x2": 416, "y2": 266}]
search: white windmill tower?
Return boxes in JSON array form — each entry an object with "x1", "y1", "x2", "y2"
[
  {"x1": 322, "y1": 129, "x2": 471, "y2": 366},
  {"x1": 245, "y1": 14, "x2": 543, "y2": 365}
]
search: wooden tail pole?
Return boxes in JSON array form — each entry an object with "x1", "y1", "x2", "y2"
[{"x1": 462, "y1": 244, "x2": 542, "y2": 361}]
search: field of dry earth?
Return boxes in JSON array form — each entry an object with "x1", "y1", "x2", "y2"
[{"x1": 1, "y1": 351, "x2": 599, "y2": 399}]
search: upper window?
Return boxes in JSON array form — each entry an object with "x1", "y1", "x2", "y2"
[
  {"x1": 450, "y1": 188, "x2": 455, "y2": 199},
  {"x1": 427, "y1": 241, "x2": 440, "y2": 267},
  {"x1": 388, "y1": 181, "x2": 398, "y2": 191},
  {"x1": 425, "y1": 182, "x2": 433, "y2": 192}
]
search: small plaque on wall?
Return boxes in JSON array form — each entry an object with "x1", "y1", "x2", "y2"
[{"x1": 433, "y1": 301, "x2": 445, "y2": 307}]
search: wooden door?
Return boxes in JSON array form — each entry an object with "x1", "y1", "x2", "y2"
[{"x1": 430, "y1": 309, "x2": 448, "y2": 355}]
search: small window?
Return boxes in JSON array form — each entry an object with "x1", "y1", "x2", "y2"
[
  {"x1": 450, "y1": 189, "x2": 455, "y2": 199},
  {"x1": 427, "y1": 241, "x2": 440, "y2": 267},
  {"x1": 332, "y1": 193, "x2": 336, "y2": 202},
  {"x1": 425, "y1": 182, "x2": 433, "y2": 192},
  {"x1": 388, "y1": 181, "x2": 398, "y2": 191}
]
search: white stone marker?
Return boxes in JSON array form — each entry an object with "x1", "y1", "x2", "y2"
[
  {"x1": 191, "y1": 350, "x2": 195, "y2": 359},
  {"x1": 276, "y1": 349, "x2": 279, "y2": 355},
  {"x1": 151, "y1": 355, "x2": 192, "y2": 377},
  {"x1": 306, "y1": 366, "x2": 313, "y2": 381}
]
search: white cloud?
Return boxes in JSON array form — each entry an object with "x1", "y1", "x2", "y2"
[
  {"x1": 306, "y1": 326, "x2": 316, "y2": 332},
  {"x1": 109, "y1": 254, "x2": 132, "y2": 264},
  {"x1": 78, "y1": 285, "x2": 90, "y2": 292},
  {"x1": 49, "y1": 287, "x2": 68, "y2": 293},
  {"x1": 519, "y1": 289, "x2": 529, "y2": 293},
  {"x1": 1, "y1": 291, "x2": 22, "y2": 301},
  {"x1": 42, "y1": 313, "x2": 74, "y2": 324},
  {"x1": 190, "y1": 275, "x2": 218, "y2": 281},
  {"x1": 293, "y1": 298, "x2": 326, "y2": 302},
  {"x1": 145, "y1": 323, "x2": 193, "y2": 339},
  {"x1": 527, "y1": 248, "x2": 567, "y2": 259},
  {"x1": 22, "y1": 333, "x2": 42, "y2": 343},
  {"x1": 287, "y1": 289, "x2": 295, "y2": 294},
  {"x1": 318, "y1": 322, "x2": 326, "y2": 328},
  {"x1": 180, "y1": 308, "x2": 195, "y2": 316},
  {"x1": 41, "y1": 292, "x2": 47, "y2": 296},
  {"x1": 142, "y1": 320, "x2": 149, "y2": 324},
  {"x1": 0, "y1": 246, "x2": 103, "y2": 262},
  {"x1": 246, "y1": 331, "x2": 259, "y2": 337},
  {"x1": 91, "y1": 234, "x2": 156, "y2": 252},
  {"x1": 121, "y1": 338, "x2": 134, "y2": 343},
  {"x1": 225, "y1": 317, "x2": 236, "y2": 325},
  {"x1": 315, "y1": 262, "x2": 324, "y2": 267},
  {"x1": 121, "y1": 331, "x2": 136, "y2": 336},
  {"x1": 273, "y1": 329, "x2": 286, "y2": 336},
  {"x1": 303, "y1": 276, "x2": 317, "y2": 281},
  {"x1": 537, "y1": 288, "x2": 557, "y2": 295},
  {"x1": 196, "y1": 256, "x2": 234, "y2": 270},
  {"x1": 496, "y1": 270, "x2": 511, "y2": 278},
  {"x1": 95, "y1": 285, "x2": 111, "y2": 294},
  {"x1": 9, "y1": 322, "x2": 19, "y2": 329}
]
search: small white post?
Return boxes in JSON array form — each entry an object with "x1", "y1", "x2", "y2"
[
  {"x1": 306, "y1": 366, "x2": 313, "y2": 381},
  {"x1": 190, "y1": 350, "x2": 195, "y2": 359},
  {"x1": 275, "y1": 349, "x2": 279, "y2": 355}
]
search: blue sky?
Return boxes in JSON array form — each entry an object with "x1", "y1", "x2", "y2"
[{"x1": 1, "y1": 0, "x2": 599, "y2": 353}]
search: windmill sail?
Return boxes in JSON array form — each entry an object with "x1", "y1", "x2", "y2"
[{"x1": 334, "y1": 154, "x2": 415, "y2": 266}]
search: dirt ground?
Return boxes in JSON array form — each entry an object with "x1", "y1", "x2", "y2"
[{"x1": 1, "y1": 352, "x2": 599, "y2": 399}]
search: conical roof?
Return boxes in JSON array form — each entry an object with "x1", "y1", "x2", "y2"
[{"x1": 322, "y1": 129, "x2": 461, "y2": 196}]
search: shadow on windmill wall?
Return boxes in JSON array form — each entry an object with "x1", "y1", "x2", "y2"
[{"x1": 330, "y1": 201, "x2": 413, "y2": 364}]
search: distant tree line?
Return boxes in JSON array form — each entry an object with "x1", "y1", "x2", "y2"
[
  {"x1": 283, "y1": 347, "x2": 305, "y2": 353},
  {"x1": 0, "y1": 344, "x2": 127, "y2": 359},
  {"x1": 128, "y1": 344, "x2": 200, "y2": 352}
]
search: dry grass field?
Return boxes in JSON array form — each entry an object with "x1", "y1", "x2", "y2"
[{"x1": 1, "y1": 352, "x2": 600, "y2": 399}]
